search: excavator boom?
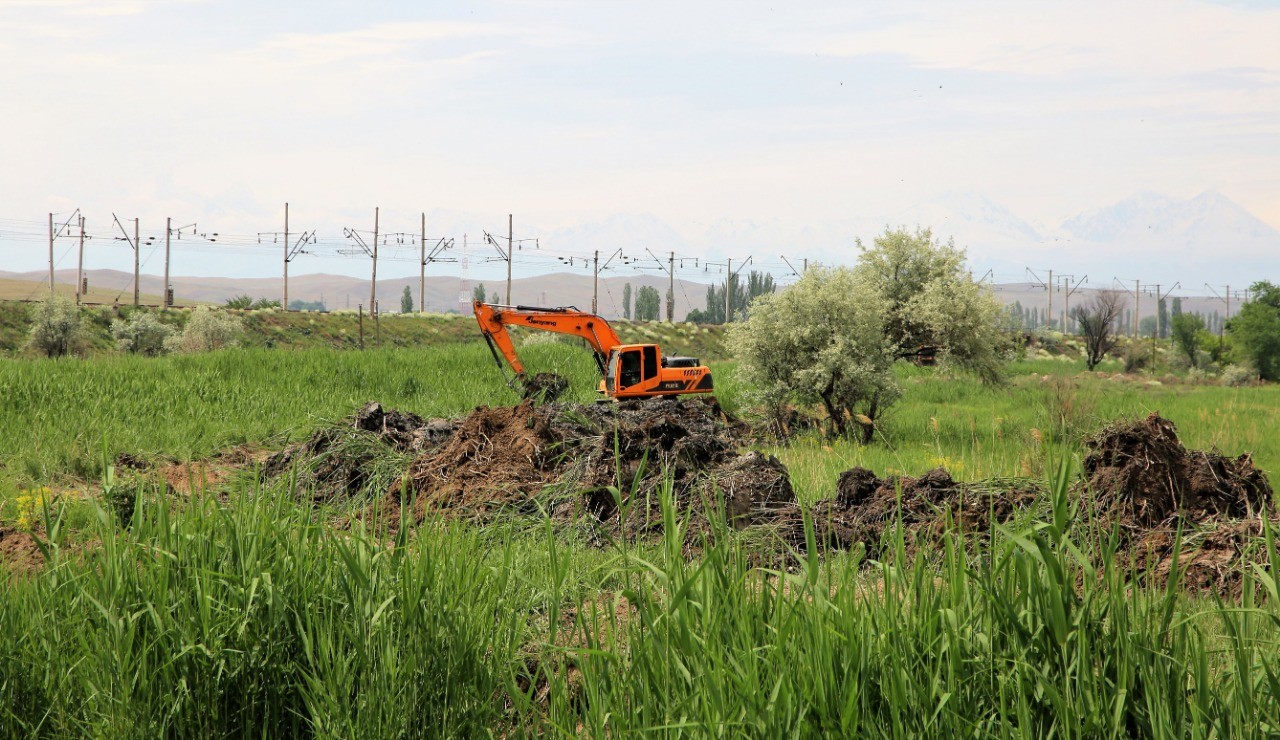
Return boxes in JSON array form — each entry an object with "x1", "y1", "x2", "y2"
[
  {"x1": 474, "y1": 301, "x2": 621, "y2": 378},
  {"x1": 473, "y1": 300, "x2": 714, "y2": 399}
]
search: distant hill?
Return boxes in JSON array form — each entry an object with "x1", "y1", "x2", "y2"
[{"x1": 0, "y1": 269, "x2": 720, "y2": 320}]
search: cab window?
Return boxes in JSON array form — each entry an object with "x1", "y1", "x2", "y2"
[
  {"x1": 620, "y1": 350, "x2": 641, "y2": 388},
  {"x1": 642, "y1": 346, "x2": 658, "y2": 381},
  {"x1": 606, "y1": 352, "x2": 620, "y2": 392}
]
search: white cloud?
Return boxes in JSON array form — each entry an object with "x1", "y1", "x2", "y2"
[{"x1": 777, "y1": 0, "x2": 1280, "y2": 78}]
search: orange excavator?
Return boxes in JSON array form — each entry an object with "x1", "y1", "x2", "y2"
[{"x1": 473, "y1": 301, "x2": 714, "y2": 399}]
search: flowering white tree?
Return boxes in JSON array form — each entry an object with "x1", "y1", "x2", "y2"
[{"x1": 729, "y1": 226, "x2": 1005, "y2": 441}]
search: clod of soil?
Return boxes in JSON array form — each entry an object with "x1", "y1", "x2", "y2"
[
  {"x1": 1078, "y1": 412, "x2": 1275, "y2": 596},
  {"x1": 1081, "y1": 412, "x2": 1273, "y2": 535},
  {"x1": 774, "y1": 467, "x2": 1038, "y2": 558},
  {"x1": 521, "y1": 373, "x2": 570, "y2": 403}
]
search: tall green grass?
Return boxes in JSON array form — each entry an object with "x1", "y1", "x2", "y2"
[
  {"x1": 0, "y1": 343, "x2": 600, "y2": 486},
  {"x1": 2, "y1": 461, "x2": 1278, "y2": 735}
]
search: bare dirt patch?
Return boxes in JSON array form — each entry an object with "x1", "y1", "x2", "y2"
[{"x1": 0, "y1": 526, "x2": 44, "y2": 574}]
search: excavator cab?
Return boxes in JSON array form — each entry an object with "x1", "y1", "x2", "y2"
[{"x1": 605, "y1": 345, "x2": 660, "y2": 394}]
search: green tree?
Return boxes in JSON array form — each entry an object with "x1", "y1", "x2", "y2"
[
  {"x1": 1157, "y1": 297, "x2": 1169, "y2": 339},
  {"x1": 472, "y1": 283, "x2": 486, "y2": 304},
  {"x1": 1227, "y1": 281, "x2": 1280, "y2": 380},
  {"x1": 728, "y1": 267, "x2": 897, "y2": 442},
  {"x1": 224, "y1": 295, "x2": 279, "y2": 310},
  {"x1": 26, "y1": 294, "x2": 83, "y2": 358},
  {"x1": 622, "y1": 283, "x2": 632, "y2": 319},
  {"x1": 730, "y1": 226, "x2": 1006, "y2": 441},
  {"x1": 111, "y1": 312, "x2": 175, "y2": 356},
  {"x1": 400, "y1": 285, "x2": 413, "y2": 314},
  {"x1": 856, "y1": 226, "x2": 1005, "y2": 382},
  {"x1": 1171, "y1": 312, "x2": 1205, "y2": 368},
  {"x1": 634, "y1": 286, "x2": 661, "y2": 321}
]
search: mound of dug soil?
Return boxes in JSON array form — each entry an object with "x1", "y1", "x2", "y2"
[
  {"x1": 772, "y1": 467, "x2": 1038, "y2": 558},
  {"x1": 1079, "y1": 413, "x2": 1275, "y2": 595},
  {"x1": 383, "y1": 396, "x2": 789, "y2": 543},
  {"x1": 1082, "y1": 413, "x2": 1272, "y2": 533},
  {"x1": 266, "y1": 402, "x2": 458, "y2": 502}
]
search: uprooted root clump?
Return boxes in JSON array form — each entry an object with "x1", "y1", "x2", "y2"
[
  {"x1": 769, "y1": 467, "x2": 1039, "y2": 561},
  {"x1": 379, "y1": 397, "x2": 790, "y2": 545},
  {"x1": 1080, "y1": 412, "x2": 1275, "y2": 595}
]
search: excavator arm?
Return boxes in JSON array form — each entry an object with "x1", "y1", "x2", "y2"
[{"x1": 473, "y1": 301, "x2": 623, "y2": 383}]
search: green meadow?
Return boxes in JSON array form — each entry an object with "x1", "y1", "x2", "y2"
[{"x1": 1, "y1": 342, "x2": 1278, "y2": 736}]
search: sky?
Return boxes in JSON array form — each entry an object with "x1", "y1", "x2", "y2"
[{"x1": 0, "y1": 0, "x2": 1277, "y2": 290}]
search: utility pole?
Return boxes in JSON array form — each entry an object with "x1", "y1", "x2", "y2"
[
  {"x1": 1205, "y1": 283, "x2": 1231, "y2": 348},
  {"x1": 164, "y1": 217, "x2": 172, "y2": 307},
  {"x1": 112, "y1": 213, "x2": 139, "y2": 306},
  {"x1": 1061, "y1": 275, "x2": 1086, "y2": 335},
  {"x1": 283, "y1": 203, "x2": 289, "y2": 310},
  {"x1": 419, "y1": 213, "x2": 426, "y2": 313},
  {"x1": 47, "y1": 210, "x2": 81, "y2": 294},
  {"x1": 668, "y1": 251, "x2": 675, "y2": 323},
  {"x1": 370, "y1": 207, "x2": 379, "y2": 316},
  {"x1": 47, "y1": 212, "x2": 54, "y2": 293},
  {"x1": 76, "y1": 216, "x2": 85, "y2": 304},
  {"x1": 1151, "y1": 283, "x2": 1179, "y2": 340},
  {"x1": 1047, "y1": 269, "x2": 1053, "y2": 331},
  {"x1": 1134, "y1": 280, "x2": 1140, "y2": 338},
  {"x1": 133, "y1": 218, "x2": 140, "y2": 307},
  {"x1": 507, "y1": 213, "x2": 513, "y2": 305},
  {"x1": 725, "y1": 258, "x2": 731, "y2": 323}
]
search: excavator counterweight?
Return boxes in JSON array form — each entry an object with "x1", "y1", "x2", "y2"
[{"x1": 473, "y1": 301, "x2": 714, "y2": 400}]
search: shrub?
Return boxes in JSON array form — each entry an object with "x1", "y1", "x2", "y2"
[
  {"x1": 1121, "y1": 342, "x2": 1149, "y2": 373},
  {"x1": 26, "y1": 294, "x2": 83, "y2": 358},
  {"x1": 1166, "y1": 352, "x2": 1192, "y2": 372},
  {"x1": 164, "y1": 307, "x2": 244, "y2": 353},
  {"x1": 111, "y1": 312, "x2": 175, "y2": 356},
  {"x1": 224, "y1": 295, "x2": 280, "y2": 310},
  {"x1": 1221, "y1": 364, "x2": 1255, "y2": 387}
]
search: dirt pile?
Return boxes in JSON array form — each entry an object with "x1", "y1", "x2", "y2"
[
  {"x1": 266, "y1": 402, "x2": 457, "y2": 502},
  {"x1": 773, "y1": 467, "x2": 1038, "y2": 558},
  {"x1": 384, "y1": 396, "x2": 790, "y2": 542},
  {"x1": 1082, "y1": 413, "x2": 1272, "y2": 532},
  {"x1": 1080, "y1": 413, "x2": 1275, "y2": 595}
]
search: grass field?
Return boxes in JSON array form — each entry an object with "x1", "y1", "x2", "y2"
[
  {"x1": 1, "y1": 343, "x2": 1279, "y2": 735},
  {"x1": 0, "y1": 301, "x2": 732, "y2": 359}
]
